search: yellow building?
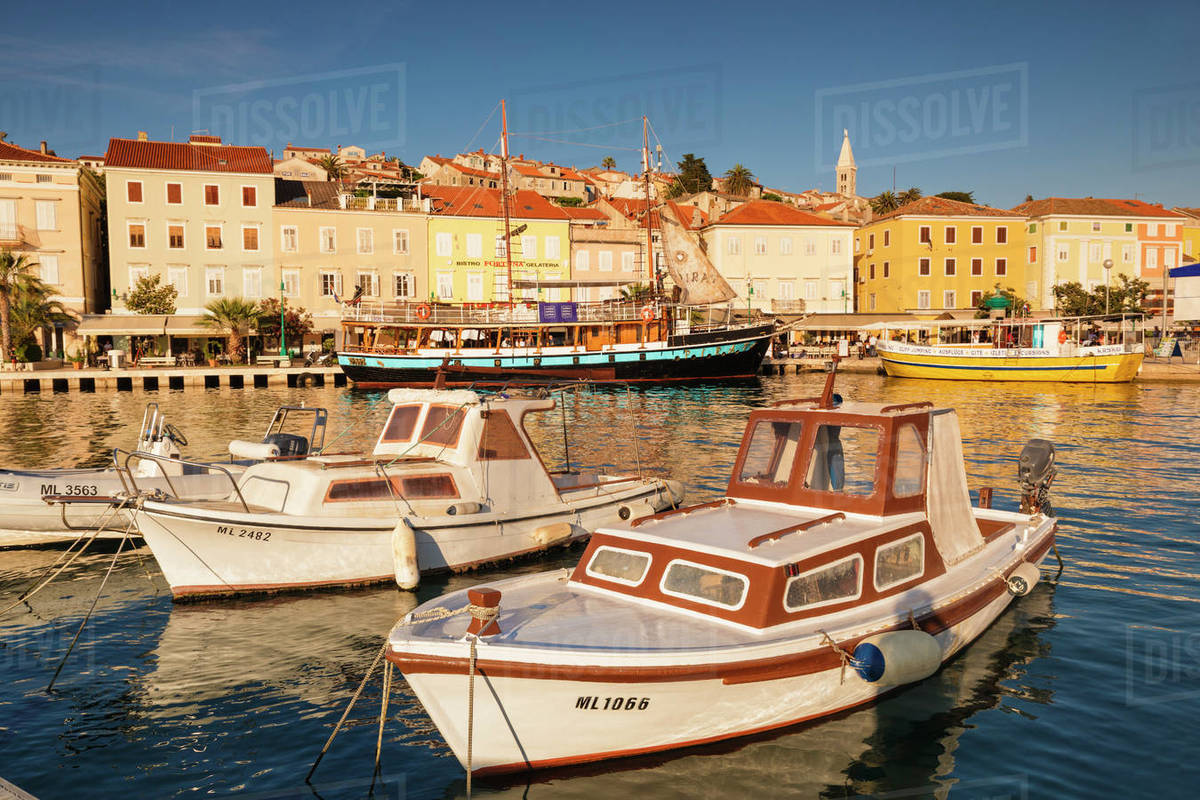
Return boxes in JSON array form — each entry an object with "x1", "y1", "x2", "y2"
[
  {"x1": 0, "y1": 136, "x2": 105, "y2": 352},
  {"x1": 422, "y1": 186, "x2": 570, "y2": 303},
  {"x1": 854, "y1": 197, "x2": 1025, "y2": 314},
  {"x1": 274, "y1": 180, "x2": 427, "y2": 335},
  {"x1": 1173, "y1": 207, "x2": 1200, "y2": 264}
]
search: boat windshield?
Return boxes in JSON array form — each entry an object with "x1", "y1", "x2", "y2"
[
  {"x1": 738, "y1": 420, "x2": 804, "y2": 487},
  {"x1": 804, "y1": 425, "x2": 880, "y2": 496}
]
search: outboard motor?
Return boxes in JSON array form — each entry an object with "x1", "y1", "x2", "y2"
[
  {"x1": 263, "y1": 432, "x2": 310, "y2": 458},
  {"x1": 1017, "y1": 439, "x2": 1055, "y2": 516}
]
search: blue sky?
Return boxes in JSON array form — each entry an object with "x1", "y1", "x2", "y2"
[{"x1": 2, "y1": 0, "x2": 1197, "y2": 209}]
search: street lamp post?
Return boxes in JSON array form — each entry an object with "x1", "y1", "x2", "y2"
[{"x1": 1103, "y1": 258, "x2": 1113, "y2": 316}]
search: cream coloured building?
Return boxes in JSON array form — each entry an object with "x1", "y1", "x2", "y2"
[
  {"x1": 104, "y1": 133, "x2": 276, "y2": 315},
  {"x1": 0, "y1": 136, "x2": 105, "y2": 352}
]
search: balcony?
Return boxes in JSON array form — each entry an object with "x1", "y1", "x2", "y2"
[
  {"x1": 771, "y1": 299, "x2": 806, "y2": 314},
  {"x1": 340, "y1": 195, "x2": 424, "y2": 212},
  {"x1": 0, "y1": 223, "x2": 23, "y2": 246}
]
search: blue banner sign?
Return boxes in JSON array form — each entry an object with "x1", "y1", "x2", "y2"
[{"x1": 538, "y1": 302, "x2": 578, "y2": 323}]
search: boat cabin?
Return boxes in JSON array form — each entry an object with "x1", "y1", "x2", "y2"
[{"x1": 568, "y1": 394, "x2": 996, "y2": 631}]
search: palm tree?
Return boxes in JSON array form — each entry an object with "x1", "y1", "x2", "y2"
[
  {"x1": 200, "y1": 298, "x2": 261, "y2": 364},
  {"x1": 601, "y1": 156, "x2": 617, "y2": 170},
  {"x1": 0, "y1": 250, "x2": 40, "y2": 359},
  {"x1": 9, "y1": 275, "x2": 74, "y2": 350},
  {"x1": 723, "y1": 164, "x2": 756, "y2": 197},
  {"x1": 899, "y1": 187, "x2": 923, "y2": 205},
  {"x1": 870, "y1": 191, "x2": 900, "y2": 215},
  {"x1": 317, "y1": 154, "x2": 347, "y2": 181}
]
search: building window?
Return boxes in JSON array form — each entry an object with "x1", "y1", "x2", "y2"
[
  {"x1": 576, "y1": 250, "x2": 589, "y2": 270},
  {"x1": 1028, "y1": 246, "x2": 1037, "y2": 264},
  {"x1": 1028, "y1": 223, "x2": 1037, "y2": 233},
  {"x1": 805, "y1": 280, "x2": 818, "y2": 300},
  {"x1": 944, "y1": 258, "x2": 956, "y2": 276},
  {"x1": 831, "y1": 239, "x2": 842, "y2": 255},
  {"x1": 1147, "y1": 223, "x2": 1158, "y2": 236},
  {"x1": 320, "y1": 227, "x2": 336, "y2": 253},
  {"x1": 944, "y1": 226, "x2": 956, "y2": 244},
  {"x1": 242, "y1": 186, "x2": 257, "y2": 207},
  {"x1": 996, "y1": 226, "x2": 1008, "y2": 244},
  {"x1": 996, "y1": 258, "x2": 1007, "y2": 276},
  {"x1": 1058, "y1": 221, "x2": 1068, "y2": 231},
  {"x1": 436, "y1": 272, "x2": 453, "y2": 299},
  {"x1": 971, "y1": 290, "x2": 983, "y2": 307},
  {"x1": 522, "y1": 235, "x2": 537, "y2": 259},
  {"x1": 971, "y1": 258, "x2": 982, "y2": 276},
  {"x1": 883, "y1": 261, "x2": 890, "y2": 278},
  {"x1": 128, "y1": 222, "x2": 146, "y2": 248},
  {"x1": 393, "y1": 272, "x2": 412, "y2": 298},
  {"x1": 1122, "y1": 244, "x2": 1133, "y2": 264},
  {"x1": 281, "y1": 226, "x2": 298, "y2": 253},
  {"x1": 1125, "y1": 223, "x2": 1134, "y2": 233},
  {"x1": 127, "y1": 181, "x2": 143, "y2": 203},
  {"x1": 466, "y1": 272, "x2": 484, "y2": 302},
  {"x1": 282, "y1": 269, "x2": 300, "y2": 298},
  {"x1": 868, "y1": 233, "x2": 875, "y2": 249},
  {"x1": 357, "y1": 271, "x2": 378, "y2": 297},
  {"x1": 435, "y1": 232, "x2": 452, "y2": 258},
  {"x1": 917, "y1": 290, "x2": 930, "y2": 309},
  {"x1": 919, "y1": 226, "x2": 931, "y2": 244},
  {"x1": 166, "y1": 183, "x2": 182, "y2": 204},
  {"x1": 868, "y1": 263, "x2": 876, "y2": 280},
  {"x1": 35, "y1": 200, "x2": 56, "y2": 231},
  {"x1": 38, "y1": 254, "x2": 59, "y2": 284},
  {"x1": 243, "y1": 267, "x2": 262, "y2": 298},
  {"x1": 598, "y1": 251, "x2": 613, "y2": 272},
  {"x1": 883, "y1": 229, "x2": 890, "y2": 247},
  {"x1": 128, "y1": 265, "x2": 150, "y2": 287},
  {"x1": 319, "y1": 271, "x2": 341, "y2": 297},
  {"x1": 168, "y1": 266, "x2": 187, "y2": 296},
  {"x1": 0, "y1": 199, "x2": 14, "y2": 240},
  {"x1": 205, "y1": 225, "x2": 222, "y2": 250},
  {"x1": 971, "y1": 226, "x2": 983, "y2": 244},
  {"x1": 393, "y1": 229, "x2": 409, "y2": 255},
  {"x1": 1092, "y1": 221, "x2": 1101, "y2": 232},
  {"x1": 206, "y1": 267, "x2": 224, "y2": 296},
  {"x1": 168, "y1": 224, "x2": 184, "y2": 249},
  {"x1": 804, "y1": 238, "x2": 816, "y2": 256},
  {"x1": 1057, "y1": 245, "x2": 1069, "y2": 262},
  {"x1": 622, "y1": 251, "x2": 635, "y2": 272},
  {"x1": 495, "y1": 234, "x2": 507, "y2": 258},
  {"x1": 465, "y1": 233, "x2": 482, "y2": 258},
  {"x1": 727, "y1": 236, "x2": 741, "y2": 255},
  {"x1": 243, "y1": 226, "x2": 259, "y2": 252},
  {"x1": 546, "y1": 236, "x2": 561, "y2": 260},
  {"x1": 357, "y1": 228, "x2": 373, "y2": 254},
  {"x1": 1146, "y1": 249, "x2": 1158, "y2": 269},
  {"x1": 1165, "y1": 249, "x2": 1176, "y2": 268},
  {"x1": 754, "y1": 236, "x2": 767, "y2": 255},
  {"x1": 493, "y1": 273, "x2": 509, "y2": 301},
  {"x1": 919, "y1": 258, "x2": 930, "y2": 276},
  {"x1": 204, "y1": 184, "x2": 219, "y2": 205},
  {"x1": 780, "y1": 237, "x2": 792, "y2": 255},
  {"x1": 868, "y1": 293, "x2": 876, "y2": 311},
  {"x1": 1089, "y1": 243, "x2": 1101, "y2": 262},
  {"x1": 943, "y1": 290, "x2": 956, "y2": 308}
]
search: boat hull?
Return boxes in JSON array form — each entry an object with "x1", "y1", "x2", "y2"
[
  {"x1": 135, "y1": 482, "x2": 672, "y2": 599},
  {"x1": 394, "y1": 532, "x2": 1054, "y2": 774},
  {"x1": 878, "y1": 344, "x2": 1144, "y2": 383},
  {"x1": 337, "y1": 325, "x2": 775, "y2": 387}
]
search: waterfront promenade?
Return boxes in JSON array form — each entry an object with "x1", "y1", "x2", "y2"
[{"x1": 0, "y1": 365, "x2": 344, "y2": 394}]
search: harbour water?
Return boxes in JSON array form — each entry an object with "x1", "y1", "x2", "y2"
[{"x1": 1, "y1": 375, "x2": 1197, "y2": 798}]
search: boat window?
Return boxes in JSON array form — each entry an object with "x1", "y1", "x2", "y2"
[
  {"x1": 660, "y1": 559, "x2": 748, "y2": 610},
  {"x1": 738, "y1": 420, "x2": 803, "y2": 487},
  {"x1": 420, "y1": 405, "x2": 465, "y2": 447},
  {"x1": 784, "y1": 555, "x2": 862, "y2": 612},
  {"x1": 874, "y1": 533, "x2": 925, "y2": 591},
  {"x1": 585, "y1": 545, "x2": 651, "y2": 586},
  {"x1": 477, "y1": 409, "x2": 531, "y2": 460},
  {"x1": 891, "y1": 424, "x2": 926, "y2": 498},
  {"x1": 400, "y1": 474, "x2": 458, "y2": 499},
  {"x1": 326, "y1": 478, "x2": 393, "y2": 502},
  {"x1": 381, "y1": 405, "x2": 421, "y2": 443},
  {"x1": 804, "y1": 425, "x2": 879, "y2": 496}
]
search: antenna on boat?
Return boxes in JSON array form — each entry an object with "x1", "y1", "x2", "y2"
[
  {"x1": 642, "y1": 116, "x2": 656, "y2": 301},
  {"x1": 818, "y1": 356, "x2": 841, "y2": 409},
  {"x1": 500, "y1": 99, "x2": 514, "y2": 309}
]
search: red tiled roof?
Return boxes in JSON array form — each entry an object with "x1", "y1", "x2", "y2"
[
  {"x1": 559, "y1": 205, "x2": 608, "y2": 220},
  {"x1": 286, "y1": 144, "x2": 331, "y2": 154},
  {"x1": 713, "y1": 200, "x2": 857, "y2": 227},
  {"x1": 1172, "y1": 207, "x2": 1200, "y2": 221},
  {"x1": 878, "y1": 196, "x2": 1024, "y2": 221},
  {"x1": 446, "y1": 163, "x2": 498, "y2": 179},
  {"x1": 104, "y1": 138, "x2": 272, "y2": 174},
  {"x1": 422, "y1": 185, "x2": 568, "y2": 220},
  {"x1": 512, "y1": 163, "x2": 546, "y2": 178},
  {"x1": 424, "y1": 155, "x2": 452, "y2": 166},
  {"x1": 0, "y1": 140, "x2": 73, "y2": 164},
  {"x1": 608, "y1": 198, "x2": 708, "y2": 230},
  {"x1": 1012, "y1": 197, "x2": 1186, "y2": 219}
]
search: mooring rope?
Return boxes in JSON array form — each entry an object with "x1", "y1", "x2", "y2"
[
  {"x1": 466, "y1": 634, "x2": 478, "y2": 798},
  {"x1": 305, "y1": 639, "x2": 389, "y2": 783},
  {"x1": 818, "y1": 629, "x2": 861, "y2": 685}
]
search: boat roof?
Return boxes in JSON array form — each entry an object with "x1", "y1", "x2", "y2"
[{"x1": 387, "y1": 388, "x2": 480, "y2": 406}]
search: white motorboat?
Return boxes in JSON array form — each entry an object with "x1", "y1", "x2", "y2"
[
  {"x1": 130, "y1": 388, "x2": 684, "y2": 599},
  {"x1": 386, "y1": 367, "x2": 1059, "y2": 776},
  {"x1": 3, "y1": 403, "x2": 328, "y2": 548}
]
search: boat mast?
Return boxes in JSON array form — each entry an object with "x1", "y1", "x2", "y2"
[
  {"x1": 642, "y1": 116, "x2": 655, "y2": 301},
  {"x1": 501, "y1": 99, "x2": 514, "y2": 308}
]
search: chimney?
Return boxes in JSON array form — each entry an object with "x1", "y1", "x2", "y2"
[
  {"x1": 692, "y1": 206, "x2": 701, "y2": 228},
  {"x1": 40, "y1": 141, "x2": 48, "y2": 154},
  {"x1": 137, "y1": 131, "x2": 149, "y2": 141}
]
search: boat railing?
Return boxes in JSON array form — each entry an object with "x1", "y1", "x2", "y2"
[
  {"x1": 113, "y1": 448, "x2": 251, "y2": 512},
  {"x1": 342, "y1": 300, "x2": 732, "y2": 328}
]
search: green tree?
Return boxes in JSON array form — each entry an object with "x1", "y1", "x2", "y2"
[
  {"x1": 1052, "y1": 275, "x2": 1149, "y2": 317},
  {"x1": 975, "y1": 284, "x2": 1031, "y2": 318},
  {"x1": 255, "y1": 298, "x2": 313, "y2": 349},
  {"x1": 601, "y1": 156, "x2": 617, "y2": 170},
  {"x1": 317, "y1": 154, "x2": 347, "y2": 181},
  {"x1": 870, "y1": 191, "x2": 899, "y2": 215},
  {"x1": 668, "y1": 153, "x2": 712, "y2": 197},
  {"x1": 620, "y1": 283, "x2": 653, "y2": 302},
  {"x1": 126, "y1": 273, "x2": 178, "y2": 314},
  {"x1": 7, "y1": 273, "x2": 74, "y2": 357},
  {"x1": 722, "y1": 163, "x2": 756, "y2": 197},
  {"x1": 935, "y1": 190, "x2": 977, "y2": 204},
  {"x1": 762, "y1": 192, "x2": 782, "y2": 202},
  {"x1": 554, "y1": 196, "x2": 584, "y2": 207},
  {"x1": 0, "y1": 250, "x2": 41, "y2": 359},
  {"x1": 200, "y1": 298, "x2": 261, "y2": 364},
  {"x1": 899, "y1": 187, "x2": 923, "y2": 205}
]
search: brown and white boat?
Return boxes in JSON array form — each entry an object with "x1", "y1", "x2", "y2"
[{"x1": 385, "y1": 364, "x2": 1059, "y2": 775}]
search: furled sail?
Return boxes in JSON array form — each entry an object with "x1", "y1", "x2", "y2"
[{"x1": 656, "y1": 203, "x2": 737, "y2": 305}]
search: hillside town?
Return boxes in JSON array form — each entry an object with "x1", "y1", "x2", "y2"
[{"x1": 1, "y1": 126, "x2": 1196, "y2": 361}]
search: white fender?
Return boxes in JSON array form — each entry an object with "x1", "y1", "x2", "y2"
[
  {"x1": 228, "y1": 440, "x2": 281, "y2": 461},
  {"x1": 853, "y1": 629, "x2": 942, "y2": 686},
  {"x1": 533, "y1": 522, "x2": 573, "y2": 547},
  {"x1": 392, "y1": 518, "x2": 420, "y2": 591},
  {"x1": 1007, "y1": 562, "x2": 1040, "y2": 597},
  {"x1": 446, "y1": 501, "x2": 483, "y2": 516}
]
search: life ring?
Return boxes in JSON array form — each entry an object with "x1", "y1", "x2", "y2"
[
  {"x1": 296, "y1": 372, "x2": 316, "y2": 388},
  {"x1": 1058, "y1": 330, "x2": 1068, "y2": 344},
  {"x1": 641, "y1": 305, "x2": 656, "y2": 324},
  {"x1": 416, "y1": 303, "x2": 432, "y2": 321}
]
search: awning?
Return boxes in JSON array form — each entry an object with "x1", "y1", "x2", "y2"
[
  {"x1": 76, "y1": 314, "x2": 217, "y2": 337},
  {"x1": 511, "y1": 278, "x2": 637, "y2": 288}
]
